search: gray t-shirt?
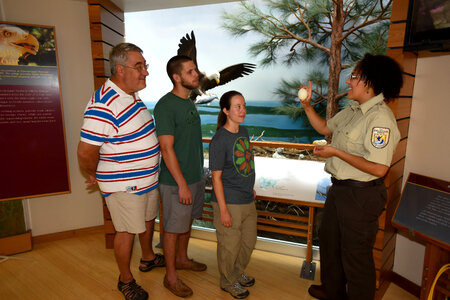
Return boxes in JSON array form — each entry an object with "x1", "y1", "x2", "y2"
[{"x1": 209, "y1": 126, "x2": 255, "y2": 204}]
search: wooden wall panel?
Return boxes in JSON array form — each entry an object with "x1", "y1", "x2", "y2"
[
  {"x1": 102, "y1": 203, "x2": 111, "y2": 219},
  {"x1": 399, "y1": 74, "x2": 415, "y2": 96},
  {"x1": 105, "y1": 233, "x2": 114, "y2": 249},
  {"x1": 374, "y1": 234, "x2": 396, "y2": 270},
  {"x1": 375, "y1": 227, "x2": 397, "y2": 251},
  {"x1": 385, "y1": 158, "x2": 405, "y2": 184},
  {"x1": 390, "y1": 0, "x2": 410, "y2": 22},
  {"x1": 376, "y1": 273, "x2": 393, "y2": 299},
  {"x1": 381, "y1": 238, "x2": 396, "y2": 273},
  {"x1": 389, "y1": 97, "x2": 412, "y2": 120},
  {"x1": 94, "y1": 77, "x2": 107, "y2": 89},
  {"x1": 397, "y1": 119, "x2": 410, "y2": 140},
  {"x1": 374, "y1": 229, "x2": 386, "y2": 249},
  {"x1": 384, "y1": 194, "x2": 401, "y2": 234},
  {"x1": 88, "y1": 0, "x2": 124, "y2": 21},
  {"x1": 91, "y1": 41, "x2": 113, "y2": 59},
  {"x1": 378, "y1": 211, "x2": 386, "y2": 229},
  {"x1": 379, "y1": 200, "x2": 402, "y2": 254},
  {"x1": 93, "y1": 59, "x2": 111, "y2": 77},
  {"x1": 88, "y1": 0, "x2": 124, "y2": 246},
  {"x1": 391, "y1": 138, "x2": 407, "y2": 165},
  {"x1": 378, "y1": 9, "x2": 416, "y2": 290},
  {"x1": 378, "y1": 177, "x2": 402, "y2": 235},
  {"x1": 104, "y1": 220, "x2": 115, "y2": 234},
  {"x1": 386, "y1": 49, "x2": 417, "y2": 75},
  {"x1": 89, "y1": 5, "x2": 125, "y2": 35},
  {"x1": 387, "y1": 23, "x2": 407, "y2": 48},
  {"x1": 377, "y1": 189, "x2": 402, "y2": 248},
  {"x1": 387, "y1": 177, "x2": 403, "y2": 203},
  {"x1": 376, "y1": 248, "x2": 395, "y2": 289},
  {"x1": 90, "y1": 24, "x2": 124, "y2": 46}
]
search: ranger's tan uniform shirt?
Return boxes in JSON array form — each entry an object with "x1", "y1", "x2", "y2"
[{"x1": 326, "y1": 93, "x2": 400, "y2": 181}]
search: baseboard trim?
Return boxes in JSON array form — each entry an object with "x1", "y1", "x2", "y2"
[
  {"x1": 391, "y1": 271, "x2": 421, "y2": 298},
  {"x1": 32, "y1": 225, "x2": 104, "y2": 244}
]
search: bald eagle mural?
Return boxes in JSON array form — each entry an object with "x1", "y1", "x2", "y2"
[
  {"x1": 177, "y1": 31, "x2": 256, "y2": 104},
  {"x1": 0, "y1": 24, "x2": 39, "y2": 65}
]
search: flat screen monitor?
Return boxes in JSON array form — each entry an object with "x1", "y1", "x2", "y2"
[{"x1": 404, "y1": 0, "x2": 450, "y2": 51}]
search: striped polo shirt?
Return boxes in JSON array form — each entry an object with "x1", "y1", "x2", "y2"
[{"x1": 80, "y1": 79, "x2": 160, "y2": 197}]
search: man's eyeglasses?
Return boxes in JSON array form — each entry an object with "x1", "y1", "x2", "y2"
[
  {"x1": 120, "y1": 63, "x2": 149, "y2": 72},
  {"x1": 348, "y1": 74, "x2": 361, "y2": 80}
]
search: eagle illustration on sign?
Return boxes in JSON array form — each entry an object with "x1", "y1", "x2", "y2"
[{"x1": 0, "y1": 24, "x2": 39, "y2": 65}]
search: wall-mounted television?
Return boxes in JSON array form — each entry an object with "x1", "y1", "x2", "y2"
[{"x1": 404, "y1": 0, "x2": 450, "y2": 51}]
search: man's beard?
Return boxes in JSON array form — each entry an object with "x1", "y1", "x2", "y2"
[{"x1": 181, "y1": 78, "x2": 199, "y2": 90}]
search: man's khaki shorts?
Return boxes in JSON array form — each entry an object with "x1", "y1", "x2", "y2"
[{"x1": 105, "y1": 188, "x2": 159, "y2": 234}]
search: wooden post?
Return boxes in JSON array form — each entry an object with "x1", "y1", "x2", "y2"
[{"x1": 300, "y1": 206, "x2": 317, "y2": 280}]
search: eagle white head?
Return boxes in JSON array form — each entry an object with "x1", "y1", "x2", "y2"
[
  {"x1": 205, "y1": 71, "x2": 220, "y2": 84},
  {"x1": 0, "y1": 24, "x2": 39, "y2": 65}
]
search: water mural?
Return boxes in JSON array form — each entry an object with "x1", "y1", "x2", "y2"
[{"x1": 146, "y1": 100, "x2": 323, "y2": 144}]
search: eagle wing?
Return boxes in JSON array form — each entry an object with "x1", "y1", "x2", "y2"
[
  {"x1": 202, "y1": 63, "x2": 256, "y2": 91},
  {"x1": 177, "y1": 31, "x2": 206, "y2": 101},
  {"x1": 177, "y1": 31, "x2": 198, "y2": 69}
]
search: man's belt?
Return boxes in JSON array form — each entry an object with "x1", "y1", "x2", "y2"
[{"x1": 331, "y1": 177, "x2": 384, "y2": 188}]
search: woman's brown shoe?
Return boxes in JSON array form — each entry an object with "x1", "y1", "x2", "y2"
[{"x1": 308, "y1": 285, "x2": 328, "y2": 300}]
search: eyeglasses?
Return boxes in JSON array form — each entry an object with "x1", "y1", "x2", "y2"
[
  {"x1": 120, "y1": 63, "x2": 149, "y2": 72},
  {"x1": 348, "y1": 74, "x2": 361, "y2": 80}
]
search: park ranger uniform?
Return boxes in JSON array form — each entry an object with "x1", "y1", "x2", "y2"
[{"x1": 319, "y1": 93, "x2": 400, "y2": 300}]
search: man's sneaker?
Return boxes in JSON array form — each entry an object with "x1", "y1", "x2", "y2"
[
  {"x1": 117, "y1": 277, "x2": 148, "y2": 300},
  {"x1": 221, "y1": 282, "x2": 249, "y2": 299},
  {"x1": 238, "y1": 274, "x2": 255, "y2": 287}
]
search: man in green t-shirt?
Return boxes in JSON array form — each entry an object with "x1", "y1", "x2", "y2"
[{"x1": 154, "y1": 55, "x2": 206, "y2": 298}]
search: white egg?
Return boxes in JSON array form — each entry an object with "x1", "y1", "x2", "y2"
[
  {"x1": 298, "y1": 88, "x2": 308, "y2": 100},
  {"x1": 313, "y1": 139, "x2": 327, "y2": 146}
]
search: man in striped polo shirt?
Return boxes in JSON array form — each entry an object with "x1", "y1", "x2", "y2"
[{"x1": 78, "y1": 43, "x2": 162, "y2": 300}]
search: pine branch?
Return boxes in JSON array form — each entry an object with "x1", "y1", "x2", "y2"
[
  {"x1": 241, "y1": 1, "x2": 330, "y2": 54},
  {"x1": 342, "y1": 0, "x2": 393, "y2": 41},
  {"x1": 343, "y1": 0, "x2": 358, "y2": 20}
]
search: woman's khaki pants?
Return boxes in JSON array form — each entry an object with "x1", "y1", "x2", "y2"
[{"x1": 212, "y1": 201, "x2": 257, "y2": 289}]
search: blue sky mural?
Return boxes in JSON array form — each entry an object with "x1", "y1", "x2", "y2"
[{"x1": 125, "y1": 1, "x2": 309, "y2": 104}]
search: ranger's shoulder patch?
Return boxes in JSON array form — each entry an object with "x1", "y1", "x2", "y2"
[{"x1": 371, "y1": 127, "x2": 390, "y2": 149}]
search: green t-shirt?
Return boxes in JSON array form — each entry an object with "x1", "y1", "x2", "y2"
[{"x1": 154, "y1": 92, "x2": 204, "y2": 185}]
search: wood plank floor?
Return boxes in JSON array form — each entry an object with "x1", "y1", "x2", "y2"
[{"x1": 0, "y1": 231, "x2": 417, "y2": 300}]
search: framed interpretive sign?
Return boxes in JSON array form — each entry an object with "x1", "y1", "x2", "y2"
[
  {"x1": 0, "y1": 22, "x2": 70, "y2": 201},
  {"x1": 392, "y1": 173, "x2": 450, "y2": 248},
  {"x1": 204, "y1": 157, "x2": 331, "y2": 204}
]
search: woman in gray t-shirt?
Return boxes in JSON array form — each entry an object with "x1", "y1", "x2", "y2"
[{"x1": 209, "y1": 90, "x2": 256, "y2": 299}]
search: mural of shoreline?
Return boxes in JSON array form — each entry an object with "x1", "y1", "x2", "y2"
[{"x1": 146, "y1": 100, "x2": 323, "y2": 144}]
